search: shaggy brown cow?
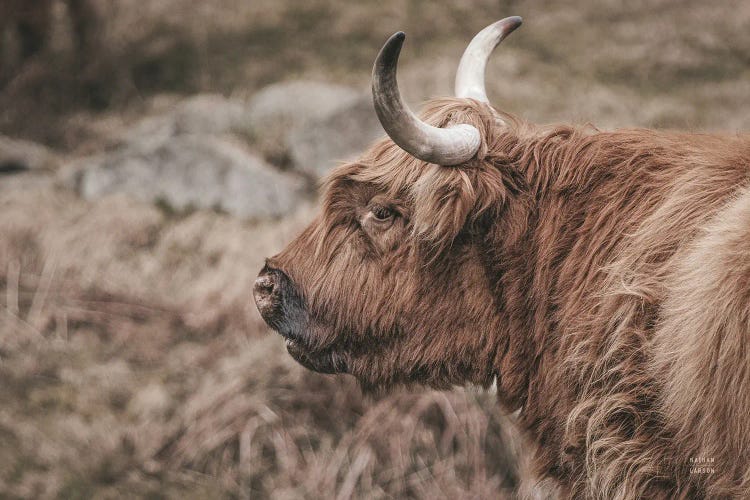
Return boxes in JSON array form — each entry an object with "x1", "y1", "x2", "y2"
[{"x1": 254, "y1": 17, "x2": 750, "y2": 498}]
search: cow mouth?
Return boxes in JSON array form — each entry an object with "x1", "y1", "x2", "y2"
[{"x1": 285, "y1": 339, "x2": 346, "y2": 374}]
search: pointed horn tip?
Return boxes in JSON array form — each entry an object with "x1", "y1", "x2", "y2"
[
  {"x1": 383, "y1": 32, "x2": 405, "y2": 48},
  {"x1": 500, "y1": 16, "x2": 523, "y2": 34},
  {"x1": 375, "y1": 32, "x2": 407, "y2": 72}
]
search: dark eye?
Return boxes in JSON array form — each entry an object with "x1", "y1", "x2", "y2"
[{"x1": 370, "y1": 204, "x2": 394, "y2": 221}]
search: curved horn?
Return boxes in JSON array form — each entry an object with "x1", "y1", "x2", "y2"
[
  {"x1": 372, "y1": 32, "x2": 481, "y2": 166},
  {"x1": 455, "y1": 16, "x2": 522, "y2": 103}
]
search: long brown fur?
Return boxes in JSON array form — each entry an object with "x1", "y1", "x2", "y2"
[{"x1": 268, "y1": 97, "x2": 750, "y2": 498}]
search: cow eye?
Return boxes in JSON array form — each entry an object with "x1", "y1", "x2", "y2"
[{"x1": 370, "y1": 204, "x2": 394, "y2": 221}]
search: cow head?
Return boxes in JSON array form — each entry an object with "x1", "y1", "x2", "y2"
[{"x1": 254, "y1": 17, "x2": 524, "y2": 390}]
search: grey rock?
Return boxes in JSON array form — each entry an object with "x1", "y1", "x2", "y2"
[
  {"x1": 63, "y1": 93, "x2": 306, "y2": 220},
  {"x1": 119, "y1": 94, "x2": 249, "y2": 150},
  {"x1": 247, "y1": 81, "x2": 360, "y2": 131},
  {"x1": 247, "y1": 81, "x2": 361, "y2": 169},
  {"x1": 0, "y1": 135, "x2": 57, "y2": 173},
  {"x1": 173, "y1": 94, "x2": 248, "y2": 135},
  {"x1": 78, "y1": 136, "x2": 304, "y2": 219},
  {"x1": 288, "y1": 96, "x2": 384, "y2": 179}
]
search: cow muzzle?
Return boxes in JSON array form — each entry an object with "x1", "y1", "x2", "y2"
[
  {"x1": 253, "y1": 264, "x2": 303, "y2": 338},
  {"x1": 253, "y1": 263, "x2": 346, "y2": 374},
  {"x1": 253, "y1": 265, "x2": 284, "y2": 326}
]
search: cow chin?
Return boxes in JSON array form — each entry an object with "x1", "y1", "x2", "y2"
[{"x1": 285, "y1": 338, "x2": 346, "y2": 374}]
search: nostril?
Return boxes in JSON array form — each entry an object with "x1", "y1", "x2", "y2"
[
  {"x1": 254, "y1": 275, "x2": 277, "y2": 295},
  {"x1": 254, "y1": 268, "x2": 285, "y2": 327},
  {"x1": 253, "y1": 265, "x2": 301, "y2": 336}
]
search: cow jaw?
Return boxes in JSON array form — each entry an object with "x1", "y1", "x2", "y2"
[{"x1": 285, "y1": 339, "x2": 346, "y2": 374}]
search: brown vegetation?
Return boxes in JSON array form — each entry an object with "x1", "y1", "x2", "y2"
[
  {"x1": 1, "y1": 0, "x2": 749, "y2": 498},
  {"x1": 0, "y1": 190, "x2": 528, "y2": 498}
]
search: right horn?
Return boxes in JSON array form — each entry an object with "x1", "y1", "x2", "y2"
[
  {"x1": 454, "y1": 16, "x2": 522, "y2": 103},
  {"x1": 372, "y1": 32, "x2": 482, "y2": 166}
]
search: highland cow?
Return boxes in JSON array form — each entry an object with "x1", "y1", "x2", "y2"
[{"x1": 254, "y1": 17, "x2": 750, "y2": 498}]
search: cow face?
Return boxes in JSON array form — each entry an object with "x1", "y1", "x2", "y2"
[
  {"x1": 255, "y1": 99, "x2": 521, "y2": 389},
  {"x1": 254, "y1": 18, "x2": 524, "y2": 389}
]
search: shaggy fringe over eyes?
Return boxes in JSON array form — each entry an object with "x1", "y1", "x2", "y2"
[{"x1": 348, "y1": 97, "x2": 523, "y2": 255}]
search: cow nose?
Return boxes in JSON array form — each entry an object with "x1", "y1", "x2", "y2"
[
  {"x1": 255, "y1": 273, "x2": 276, "y2": 295},
  {"x1": 253, "y1": 265, "x2": 282, "y2": 323}
]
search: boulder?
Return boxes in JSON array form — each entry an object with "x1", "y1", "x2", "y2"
[
  {"x1": 0, "y1": 135, "x2": 57, "y2": 173},
  {"x1": 288, "y1": 96, "x2": 383, "y2": 179},
  {"x1": 76, "y1": 136, "x2": 304, "y2": 219},
  {"x1": 247, "y1": 80, "x2": 359, "y2": 131},
  {"x1": 246, "y1": 81, "x2": 361, "y2": 170},
  {"x1": 119, "y1": 94, "x2": 249, "y2": 150},
  {"x1": 172, "y1": 94, "x2": 248, "y2": 135}
]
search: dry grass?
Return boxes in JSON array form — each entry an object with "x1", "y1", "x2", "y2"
[
  {"x1": 0, "y1": 0, "x2": 748, "y2": 498},
  {"x1": 0, "y1": 187, "x2": 527, "y2": 498}
]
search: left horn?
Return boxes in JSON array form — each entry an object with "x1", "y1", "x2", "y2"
[
  {"x1": 372, "y1": 32, "x2": 481, "y2": 166},
  {"x1": 454, "y1": 16, "x2": 522, "y2": 103}
]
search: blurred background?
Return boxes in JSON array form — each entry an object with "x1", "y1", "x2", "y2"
[{"x1": 0, "y1": 0, "x2": 748, "y2": 498}]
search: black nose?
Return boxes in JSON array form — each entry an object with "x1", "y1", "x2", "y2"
[
  {"x1": 255, "y1": 271, "x2": 277, "y2": 295},
  {"x1": 254, "y1": 264, "x2": 282, "y2": 324},
  {"x1": 253, "y1": 263, "x2": 309, "y2": 342}
]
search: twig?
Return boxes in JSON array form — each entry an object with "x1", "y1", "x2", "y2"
[
  {"x1": 6, "y1": 259, "x2": 20, "y2": 315},
  {"x1": 27, "y1": 252, "x2": 58, "y2": 330}
]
